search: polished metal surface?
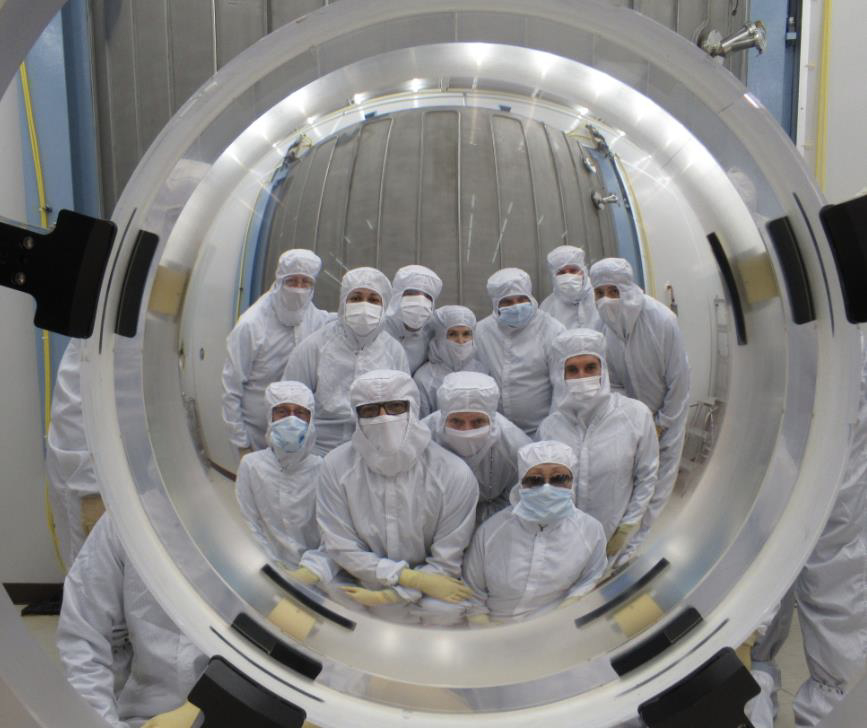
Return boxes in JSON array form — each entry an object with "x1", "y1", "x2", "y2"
[{"x1": 72, "y1": 1, "x2": 862, "y2": 725}]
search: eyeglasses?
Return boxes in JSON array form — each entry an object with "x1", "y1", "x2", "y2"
[
  {"x1": 521, "y1": 473, "x2": 573, "y2": 487},
  {"x1": 356, "y1": 400, "x2": 410, "y2": 418}
]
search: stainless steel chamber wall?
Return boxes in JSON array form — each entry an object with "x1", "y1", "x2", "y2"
[
  {"x1": 88, "y1": 0, "x2": 749, "y2": 214},
  {"x1": 262, "y1": 107, "x2": 620, "y2": 313}
]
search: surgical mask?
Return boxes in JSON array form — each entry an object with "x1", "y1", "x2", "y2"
[
  {"x1": 399, "y1": 294, "x2": 433, "y2": 330},
  {"x1": 344, "y1": 301, "x2": 383, "y2": 336},
  {"x1": 359, "y1": 413, "x2": 408, "y2": 452},
  {"x1": 554, "y1": 273, "x2": 585, "y2": 300},
  {"x1": 565, "y1": 375, "x2": 602, "y2": 401},
  {"x1": 513, "y1": 484, "x2": 575, "y2": 525},
  {"x1": 446, "y1": 339, "x2": 475, "y2": 364},
  {"x1": 443, "y1": 424, "x2": 491, "y2": 457},
  {"x1": 268, "y1": 415, "x2": 308, "y2": 454},
  {"x1": 498, "y1": 301, "x2": 535, "y2": 328},
  {"x1": 595, "y1": 297, "x2": 621, "y2": 328},
  {"x1": 279, "y1": 285, "x2": 313, "y2": 311}
]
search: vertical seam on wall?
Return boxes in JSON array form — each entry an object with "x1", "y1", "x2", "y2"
[
  {"x1": 815, "y1": 0, "x2": 833, "y2": 192},
  {"x1": 375, "y1": 117, "x2": 393, "y2": 266},
  {"x1": 128, "y1": 2, "x2": 142, "y2": 159},
  {"x1": 313, "y1": 140, "x2": 338, "y2": 263},
  {"x1": 210, "y1": 0, "x2": 219, "y2": 73},
  {"x1": 520, "y1": 121, "x2": 543, "y2": 289},
  {"x1": 545, "y1": 124, "x2": 569, "y2": 243},
  {"x1": 416, "y1": 111, "x2": 425, "y2": 263},
  {"x1": 164, "y1": 0, "x2": 176, "y2": 113},
  {"x1": 490, "y1": 114, "x2": 503, "y2": 269},
  {"x1": 340, "y1": 125, "x2": 364, "y2": 272},
  {"x1": 456, "y1": 110, "x2": 463, "y2": 305}
]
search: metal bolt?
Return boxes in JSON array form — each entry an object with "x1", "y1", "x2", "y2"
[
  {"x1": 13, "y1": 272, "x2": 26, "y2": 286},
  {"x1": 22, "y1": 236, "x2": 35, "y2": 250}
]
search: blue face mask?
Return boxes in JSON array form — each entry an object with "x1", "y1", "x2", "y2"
[
  {"x1": 513, "y1": 484, "x2": 574, "y2": 525},
  {"x1": 498, "y1": 301, "x2": 535, "y2": 328},
  {"x1": 268, "y1": 415, "x2": 308, "y2": 454}
]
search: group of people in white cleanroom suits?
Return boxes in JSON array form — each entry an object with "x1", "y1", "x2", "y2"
[{"x1": 46, "y1": 243, "x2": 867, "y2": 727}]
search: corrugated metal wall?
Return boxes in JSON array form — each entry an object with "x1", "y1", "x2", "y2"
[
  {"x1": 264, "y1": 107, "x2": 619, "y2": 314},
  {"x1": 87, "y1": 0, "x2": 748, "y2": 214}
]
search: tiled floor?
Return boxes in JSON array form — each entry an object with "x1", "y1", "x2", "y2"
[{"x1": 19, "y1": 610, "x2": 813, "y2": 726}]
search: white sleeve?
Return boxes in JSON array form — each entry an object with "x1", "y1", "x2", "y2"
[
  {"x1": 56, "y1": 518, "x2": 128, "y2": 728},
  {"x1": 462, "y1": 527, "x2": 490, "y2": 616},
  {"x1": 235, "y1": 459, "x2": 280, "y2": 563},
  {"x1": 221, "y1": 321, "x2": 258, "y2": 449},
  {"x1": 282, "y1": 334, "x2": 320, "y2": 388},
  {"x1": 621, "y1": 409, "x2": 659, "y2": 526},
  {"x1": 567, "y1": 520, "x2": 608, "y2": 598},
  {"x1": 316, "y1": 458, "x2": 409, "y2": 592},
  {"x1": 657, "y1": 319, "x2": 690, "y2": 430},
  {"x1": 419, "y1": 466, "x2": 479, "y2": 579}
]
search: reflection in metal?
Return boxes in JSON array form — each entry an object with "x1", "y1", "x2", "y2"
[
  {"x1": 586, "y1": 124, "x2": 612, "y2": 158},
  {"x1": 85, "y1": 0, "x2": 750, "y2": 213},
  {"x1": 261, "y1": 107, "x2": 620, "y2": 315}
]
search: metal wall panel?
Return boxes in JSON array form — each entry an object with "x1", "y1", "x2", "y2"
[
  {"x1": 261, "y1": 107, "x2": 620, "y2": 317},
  {"x1": 88, "y1": 0, "x2": 751, "y2": 213}
]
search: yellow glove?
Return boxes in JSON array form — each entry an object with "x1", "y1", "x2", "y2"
[
  {"x1": 80, "y1": 494, "x2": 105, "y2": 537},
  {"x1": 340, "y1": 586, "x2": 401, "y2": 606},
  {"x1": 735, "y1": 630, "x2": 760, "y2": 671},
  {"x1": 239, "y1": 447, "x2": 253, "y2": 458},
  {"x1": 398, "y1": 569, "x2": 474, "y2": 603},
  {"x1": 606, "y1": 522, "x2": 639, "y2": 558},
  {"x1": 467, "y1": 613, "x2": 491, "y2": 625},
  {"x1": 655, "y1": 425, "x2": 666, "y2": 440},
  {"x1": 285, "y1": 566, "x2": 319, "y2": 585},
  {"x1": 141, "y1": 701, "x2": 201, "y2": 728}
]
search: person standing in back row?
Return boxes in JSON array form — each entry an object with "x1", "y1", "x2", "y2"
[{"x1": 589, "y1": 258, "x2": 689, "y2": 560}]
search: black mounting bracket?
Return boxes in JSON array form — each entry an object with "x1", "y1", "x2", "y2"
[
  {"x1": 189, "y1": 656, "x2": 308, "y2": 728},
  {"x1": 820, "y1": 192, "x2": 867, "y2": 323},
  {"x1": 0, "y1": 209, "x2": 115, "y2": 337},
  {"x1": 638, "y1": 647, "x2": 760, "y2": 728}
]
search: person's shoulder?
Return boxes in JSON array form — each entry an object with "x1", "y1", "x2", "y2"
[
  {"x1": 321, "y1": 440, "x2": 358, "y2": 472},
  {"x1": 567, "y1": 508, "x2": 606, "y2": 539},
  {"x1": 496, "y1": 413, "x2": 533, "y2": 443},
  {"x1": 475, "y1": 314, "x2": 497, "y2": 334},
  {"x1": 426, "y1": 440, "x2": 476, "y2": 483},
  {"x1": 611, "y1": 392, "x2": 653, "y2": 417},
  {"x1": 642, "y1": 295, "x2": 678, "y2": 325},
  {"x1": 476, "y1": 507, "x2": 517, "y2": 541}
]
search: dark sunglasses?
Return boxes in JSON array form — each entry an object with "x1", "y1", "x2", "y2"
[
  {"x1": 356, "y1": 400, "x2": 409, "y2": 419},
  {"x1": 521, "y1": 473, "x2": 572, "y2": 487}
]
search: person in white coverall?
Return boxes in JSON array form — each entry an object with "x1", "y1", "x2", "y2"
[
  {"x1": 221, "y1": 248, "x2": 333, "y2": 455},
  {"x1": 422, "y1": 371, "x2": 531, "y2": 524},
  {"x1": 750, "y1": 335, "x2": 867, "y2": 727},
  {"x1": 382, "y1": 264, "x2": 443, "y2": 374},
  {"x1": 474, "y1": 267, "x2": 565, "y2": 436},
  {"x1": 414, "y1": 305, "x2": 488, "y2": 418},
  {"x1": 463, "y1": 440, "x2": 607, "y2": 622},
  {"x1": 589, "y1": 258, "x2": 689, "y2": 557},
  {"x1": 56, "y1": 514, "x2": 207, "y2": 728},
  {"x1": 539, "y1": 245, "x2": 601, "y2": 331},
  {"x1": 235, "y1": 380, "x2": 334, "y2": 585},
  {"x1": 45, "y1": 338, "x2": 104, "y2": 569},
  {"x1": 315, "y1": 369, "x2": 478, "y2": 619},
  {"x1": 281, "y1": 267, "x2": 410, "y2": 455},
  {"x1": 538, "y1": 328, "x2": 658, "y2": 561}
]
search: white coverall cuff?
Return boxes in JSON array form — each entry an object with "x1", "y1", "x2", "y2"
[
  {"x1": 393, "y1": 585, "x2": 423, "y2": 603},
  {"x1": 299, "y1": 550, "x2": 336, "y2": 584},
  {"x1": 375, "y1": 558, "x2": 408, "y2": 586}
]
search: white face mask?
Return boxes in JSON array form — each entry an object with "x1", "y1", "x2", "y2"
[
  {"x1": 344, "y1": 301, "x2": 383, "y2": 336},
  {"x1": 399, "y1": 294, "x2": 433, "y2": 330},
  {"x1": 565, "y1": 375, "x2": 602, "y2": 402},
  {"x1": 446, "y1": 339, "x2": 475, "y2": 364},
  {"x1": 443, "y1": 424, "x2": 492, "y2": 457},
  {"x1": 359, "y1": 413, "x2": 409, "y2": 452},
  {"x1": 279, "y1": 285, "x2": 313, "y2": 311},
  {"x1": 595, "y1": 296, "x2": 622, "y2": 328},
  {"x1": 554, "y1": 273, "x2": 585, "y2": 300}
]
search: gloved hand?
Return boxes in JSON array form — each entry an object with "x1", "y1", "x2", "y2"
[
  {"x1": 340, "y1": 586, "x2": 401, "y2": 606},
  {"x1": 735, "y1": 630, "x2": 760, "y2": 671},
  {"x1": 141, "y1": 701, "x2": 201, "y2": 728},
  {"x1": 655, "y1": 425, "x2": 666, "y2": 440},
  {"x1": 467, "y1": 613, "x2": 491, "y2": 625},
  {"x1": 285, "y1": 566, "x2": 319, "y2": 585},
  {"x1": 398, "y1": 569, "x2": 473, "y2": 603},
  {"x1": 239, "y1": 447, "x2": 253, "y2": 458},
  {"x1": 80, "y1": 494, "x2": 105, "y2": 537},
  {"x1": 606, "y1": 522, "x2": 639, "y2": 558}
]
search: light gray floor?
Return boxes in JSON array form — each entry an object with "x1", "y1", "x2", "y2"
[{"x1": 19, "y1": 610, "x2": 813, "y2": 726}]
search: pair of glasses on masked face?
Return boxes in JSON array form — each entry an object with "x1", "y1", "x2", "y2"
[
  {"x1": 521, "y1": 473, "x2": 573, "y2": 488},
  {"x1": 356, "y1": 400, "x2": 410, "y2": 419}
]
